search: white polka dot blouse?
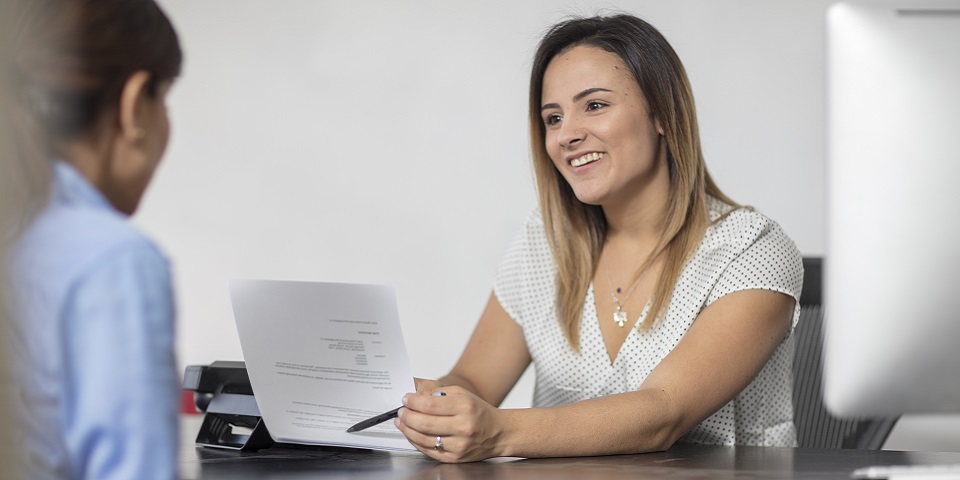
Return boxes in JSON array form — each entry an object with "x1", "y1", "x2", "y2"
[{"x1": 493, "y1": 195, "x2": 804, "y2": 447}]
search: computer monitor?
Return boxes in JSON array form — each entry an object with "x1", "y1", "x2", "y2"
[{"x1": 824, "y1": 1, "x2": 960, "y2": 417}]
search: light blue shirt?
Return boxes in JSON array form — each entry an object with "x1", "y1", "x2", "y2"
[{"x1": 9, "y1": 162, "x2": 178, "y2": 479}]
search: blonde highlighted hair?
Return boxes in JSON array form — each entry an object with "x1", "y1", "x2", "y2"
[{"x1": 528, "y1": 14, "x2": 736, "y2": 350}]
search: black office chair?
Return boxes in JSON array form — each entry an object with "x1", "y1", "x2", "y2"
[{"x1": 792, "y1": 257, "x2": 899, "y2": 449}]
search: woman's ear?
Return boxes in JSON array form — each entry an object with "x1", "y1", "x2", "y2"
[{"x1": 117, "y1": 70, "x2": 152, "y2": 141}]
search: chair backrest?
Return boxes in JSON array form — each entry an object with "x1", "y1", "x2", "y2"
[{"x1": 792, "y1": 257, "x2": 899, "y2": 449}]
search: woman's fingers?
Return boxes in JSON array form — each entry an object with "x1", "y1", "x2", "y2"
[
  {"x1": 397, "y1": 404, "x2": 455, "y2": 438},
  {"x1": 404, "y1": 384, "x2": 474, "y2": 413},
  {"x1": 403, "y1": 393, "x2": 454, "y2": 416},
  {"x1": 395, "y1": 416, "x2": 457, "y2": 453},
  {"x1": 396, "y1": 386, "x2": 500, "y2": 462}
]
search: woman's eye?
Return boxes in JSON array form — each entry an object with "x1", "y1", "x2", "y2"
[
  {"x1": 544, "y1": 114, "x2": 562, "y2": 126},
  {"x1": 586, "y1": 101, "x2": 606, "y2": 111}
]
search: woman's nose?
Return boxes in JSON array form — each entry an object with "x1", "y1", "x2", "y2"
[{"x1": 557, "y1": 121, "x2": 585, "y2": 149}]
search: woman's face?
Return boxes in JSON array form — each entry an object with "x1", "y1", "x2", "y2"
[{"x1": 540, "y1": 45, "x2": 666, "y2": 208}]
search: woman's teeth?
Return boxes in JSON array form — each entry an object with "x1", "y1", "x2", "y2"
[{"x1": 571, "y1": 152, "x2": 602, "y2": 167}]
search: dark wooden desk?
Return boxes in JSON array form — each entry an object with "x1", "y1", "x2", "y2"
[{"x1": 179, "y1": 416, "x2": 960, "y2": 480}]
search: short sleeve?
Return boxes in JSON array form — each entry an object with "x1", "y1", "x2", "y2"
[
  {"x1": 60, "y1": 240, "x2": 178, "y2": 480},
  {"x1": 493, "y1": 209, "x2": 554, "y2": 328},
  {"x1": 706, "y1": 210, "x2": 804, "y2": 332}
]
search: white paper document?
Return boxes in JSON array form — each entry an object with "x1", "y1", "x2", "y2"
[{"x1": 229, "y1": 280, "x2": 416, "y2": 451}]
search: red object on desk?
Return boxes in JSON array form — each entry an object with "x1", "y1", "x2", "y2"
[{"x1": 181, "y1": 389, "x2": 200, "y2": 414}]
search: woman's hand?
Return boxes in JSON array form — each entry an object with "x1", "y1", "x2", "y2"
[
  {"x1": 413, "y1": 377, "x2": 443, "y2": 394},
  {"x1": 395, "y1": 385, "x2": 506, "y2": 463}
]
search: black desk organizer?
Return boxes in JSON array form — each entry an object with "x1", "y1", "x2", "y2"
[{"x1": 182, "y1": 361, "x2": 274, "y2": 451}]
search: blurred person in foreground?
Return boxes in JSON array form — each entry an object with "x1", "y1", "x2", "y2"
[
  {"x1": 2, "y1": 0, "x2": 26, "y2": 476},
  {"x1": 5, "y1": 0, "x2": 183, "y2": 477}
]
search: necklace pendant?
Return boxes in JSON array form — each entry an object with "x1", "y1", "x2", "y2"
[{"x1": 613, "y1": 309, "x2": 628, "y2": 328}]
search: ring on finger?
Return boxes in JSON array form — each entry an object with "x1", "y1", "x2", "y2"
[{"x1": 434, "y1": 435, "x2": 443, "y2": 451}]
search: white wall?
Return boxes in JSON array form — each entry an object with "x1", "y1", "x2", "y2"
[{"x1": 144, "y1": 0, "x2": 956, "y2": 451}]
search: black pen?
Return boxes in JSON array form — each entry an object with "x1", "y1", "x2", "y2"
[{"x1": 346, "y1": 391, "x2": 445, "y2": 433}]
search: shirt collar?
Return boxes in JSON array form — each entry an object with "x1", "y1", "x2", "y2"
[{"x1": 52, "y1": 161, "x2": 121, "y2": 215}]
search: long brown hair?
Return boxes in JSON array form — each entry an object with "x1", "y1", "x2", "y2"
[{"x1": 528, "y1": 14, "x2": 735, "y2": 350}]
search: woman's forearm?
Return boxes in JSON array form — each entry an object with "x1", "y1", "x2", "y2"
[
  {"x1": 496, "y1": 389, "x2": 683, "y2": 458},
  {"x1": 397, "y1": 382, "x2": 692, "y2": 461}
]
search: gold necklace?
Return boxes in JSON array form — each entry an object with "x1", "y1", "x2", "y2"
[
  {"x1": 603, "y1": 253, "x2": 656, "y2": 328},
  {"x1": 605, "y1": 273, "x2": 641, "y2": 328}
]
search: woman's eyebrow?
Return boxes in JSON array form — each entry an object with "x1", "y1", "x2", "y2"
[
  {"x1": 572, "y1": 87, "x2": 612, "y2": 103},
  {"x1": 541, "y1": 87, "x2": 614, "y2": 111}
]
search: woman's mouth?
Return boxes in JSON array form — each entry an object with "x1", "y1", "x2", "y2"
[{"x1": 570, "y1": 152, "x2": 604, "y2": 167}]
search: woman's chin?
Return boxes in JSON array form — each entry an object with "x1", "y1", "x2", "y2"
[{"x1": 572, "y1": 189, "x2": 607, "y2": 207}]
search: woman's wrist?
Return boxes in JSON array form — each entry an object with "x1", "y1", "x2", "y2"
[
  {"x1": 494, "y1": 408, "x2": 524, "y2": 458},
  {"x1": 438, "y1": 373, "x2": 480, "y2": 397}
]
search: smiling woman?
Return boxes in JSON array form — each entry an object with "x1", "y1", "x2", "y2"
[
  {"x1": 541, "y1": 46, "x2": 667, "y2": 212},
  {"x1": 394, "y1": 14, "x2": 803, "y2": 463}
]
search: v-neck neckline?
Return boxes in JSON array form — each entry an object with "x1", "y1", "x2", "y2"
[{"x1": 586, "y1": 283, "x2": 646, "y2": 367}]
